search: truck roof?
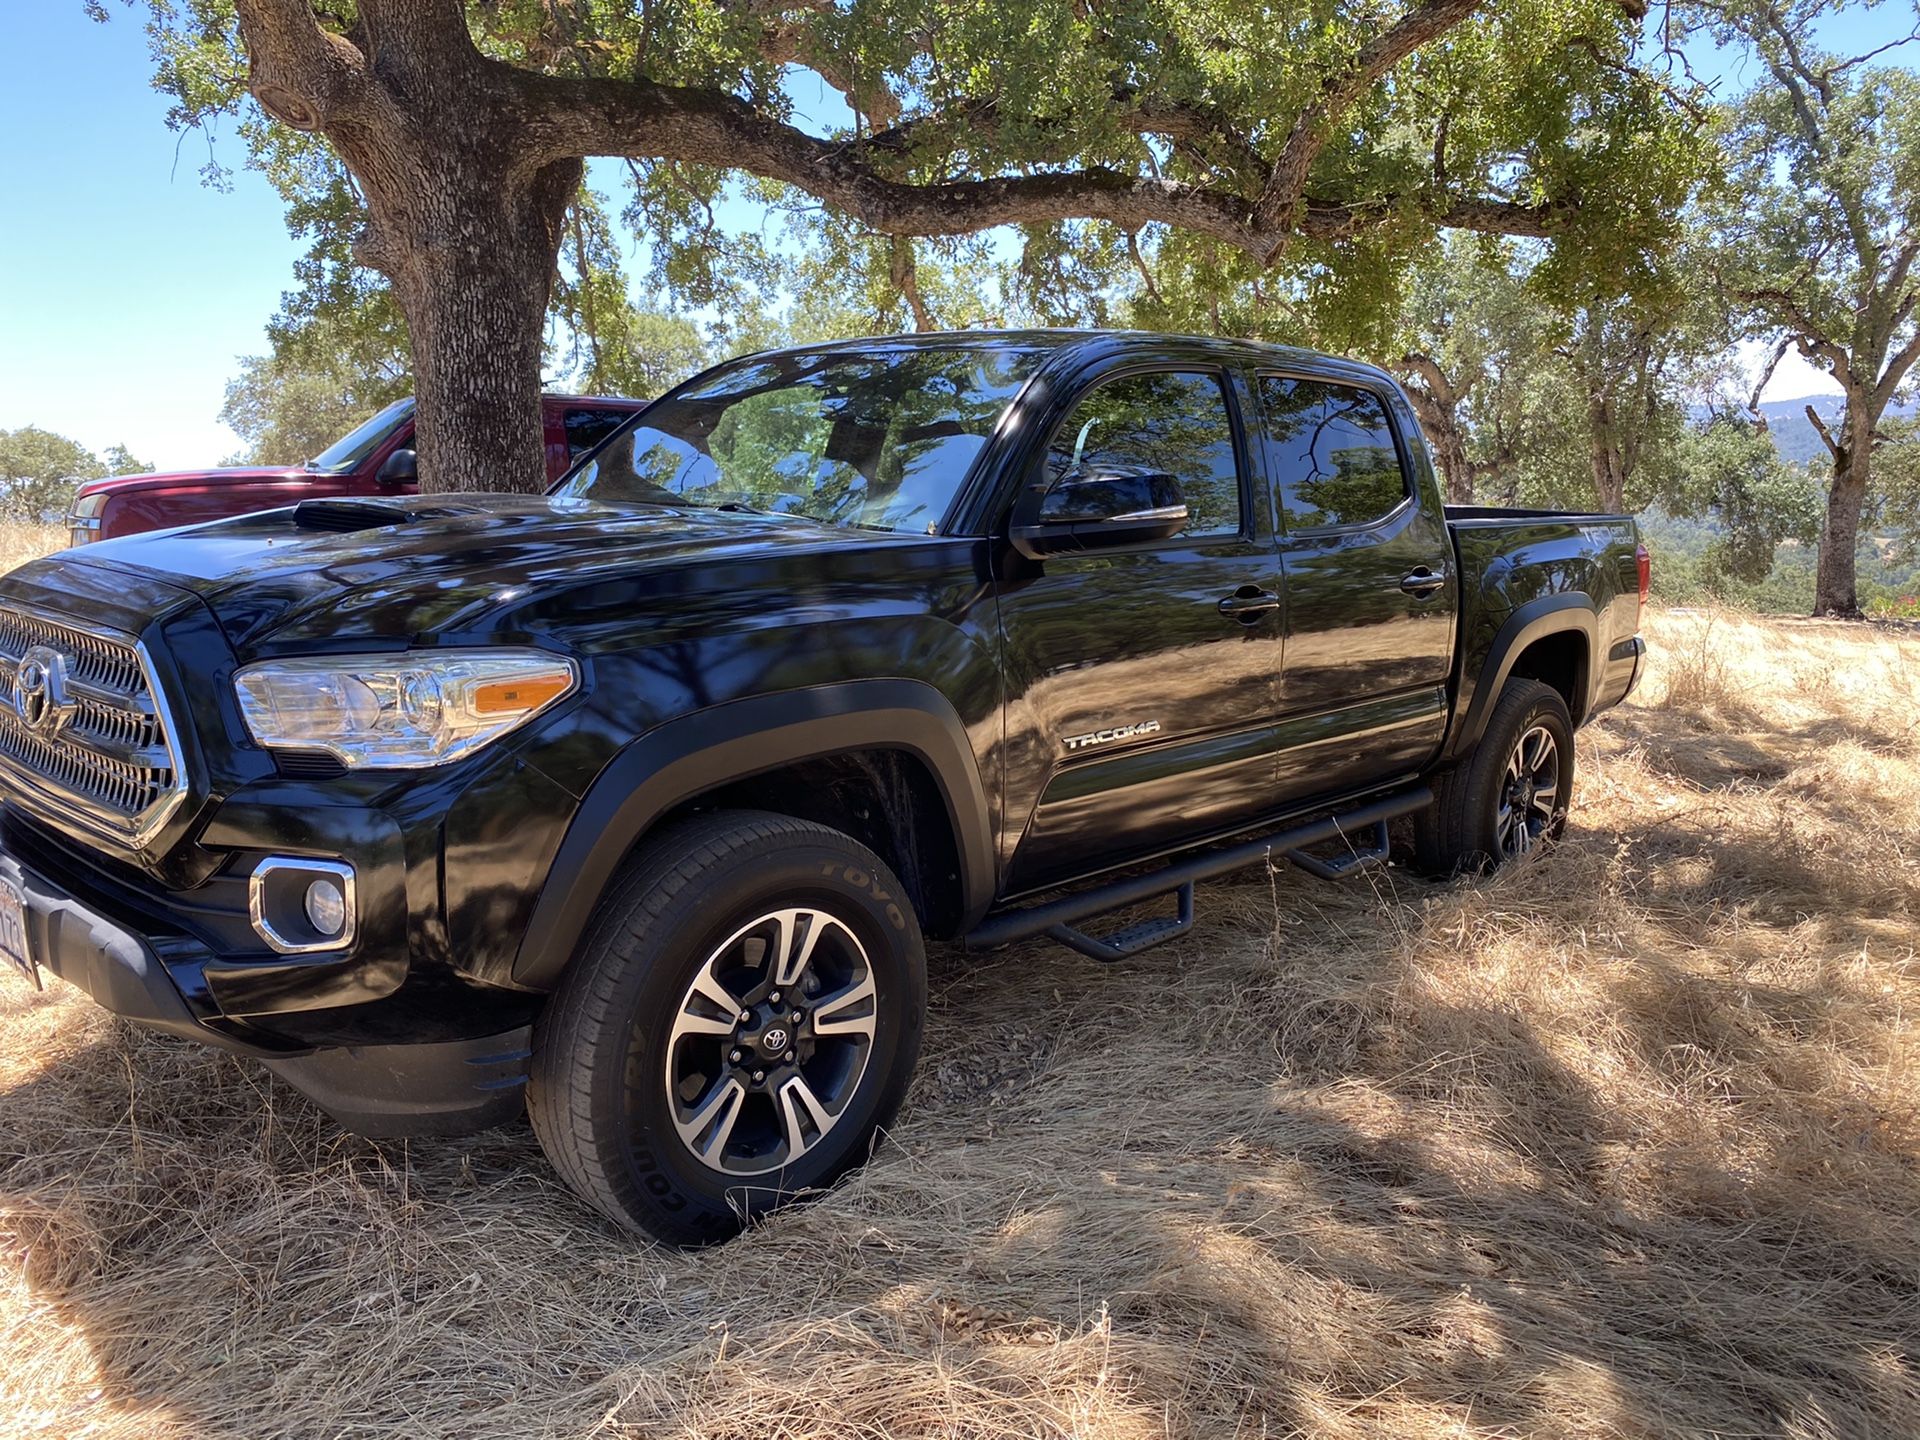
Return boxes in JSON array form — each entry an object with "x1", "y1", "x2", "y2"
[{"x1": 744, "y1": 327, "x2": 1401, "y2": 388}]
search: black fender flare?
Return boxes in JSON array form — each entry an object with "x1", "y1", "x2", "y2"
[
  {"x1": 1441, "y1": 595, "x2": 1598, "y2": 765},
  {"x1": 510, "y1": 679, "x2": 996, "y2": 990}
]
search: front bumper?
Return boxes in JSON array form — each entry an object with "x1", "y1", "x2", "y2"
[
  {"x1": 1, "y1": 846, "x2": 250, "y2": 1051},
  {"x1": 0, "y1": 839, "x2": 531, "y2": 1137}
]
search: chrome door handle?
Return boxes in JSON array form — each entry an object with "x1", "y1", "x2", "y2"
[
  {"x1": 1218, "y1": 587, "x2": 1281, "y2": 622},
  {"x1": 1399, "y1": 568, "x2": 1447, "y2": 597}
]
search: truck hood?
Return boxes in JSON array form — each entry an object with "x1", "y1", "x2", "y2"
[
  {"x1": 57, "y1": 492, "x2": 905, "y2": 655},
  {"x1": 77, "y1": 465, "x2": 322, "y2": 498}
]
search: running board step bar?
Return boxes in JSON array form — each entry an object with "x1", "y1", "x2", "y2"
[
  {"x1": 1285, "y1": 819, "x2": 1392, "y2": 880},
  {"x1": 1048, "y1": 882, "x2": 1195, "y2": 963},
  {"x1": 966, "y1": 788, "x2": 1431, "y2": 963}
]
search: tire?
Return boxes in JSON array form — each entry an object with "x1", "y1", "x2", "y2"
[
  {"x1": 1414, "y1": 678, "x2": 1575, "y2": 877},
  {"x1": 527, "y1": 810, "x2": 927, "y2": 1244}
]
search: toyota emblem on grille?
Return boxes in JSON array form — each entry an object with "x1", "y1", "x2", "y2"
[{"x1": 12, "y1": 645, "x2": 77, "y2": 739}]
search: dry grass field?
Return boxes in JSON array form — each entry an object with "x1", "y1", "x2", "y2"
[
  {"x1": 2, "y1": 519, "x2": 1917, "y2": 1437},
  {"x1": 0, "y1": 526, "x2": 63, "y2": 575}
]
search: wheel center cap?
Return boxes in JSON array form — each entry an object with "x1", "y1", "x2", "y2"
[{"x1": 758, "y1": 1025, "x2": 790, "y2": 1057}]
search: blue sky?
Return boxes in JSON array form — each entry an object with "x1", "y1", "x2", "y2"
[
  {"x1": 0, "y1": 5, "x2": 310, "y2": 468},
  {"x1": 2, "y1": 4, "x2": 1905, "y2": 472}
]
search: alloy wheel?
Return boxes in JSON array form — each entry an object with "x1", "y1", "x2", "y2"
[
  {"x1": 663, "y1": 907, "x2": 879, "y2": 1176},
  {"x1": 1496, "y1": 723, "x2": 1561, "y2": 859}
]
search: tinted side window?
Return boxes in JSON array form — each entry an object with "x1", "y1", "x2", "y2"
[
  {"x1": 1260, "y1": 377, "x2": 1408, "y2": 531},
  {"x1": 1044, "y1": 371, "x2": 1242, "y2": 537},
  {"x1": 564, "y1": 407, "x2": 634, "y2": 460}
]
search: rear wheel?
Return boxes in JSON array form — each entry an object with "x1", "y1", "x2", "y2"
[
  {"x1": 1414, "y1": 678, "x2": 1574, "y2": 876},
  {"x1": 527, "y1": 810, "x2": 926, "y2": 1244}
]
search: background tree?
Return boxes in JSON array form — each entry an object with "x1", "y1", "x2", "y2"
[
  {"x1": 1699, "y1": 1, "x2": 1920, "y2": 614},
  {"x1": 1549, "y1": 289, "x2": 1700, "y2": 511},
  {"x1": 549, "y1": 187, "x2": 714, "y2": 396},
  {"x1": 1667, "y1": 410, "x2": 1826, "y2": 580},
  {"x1": 0, "y1": 428, "x2": 152, "y2": 522},
  {"x1": 220, "y1": 309, "x2": 410, "y2": 465},
  {"x1": 1391, "y1": 238, "x2": 1557, "y2": 503},
  {"x1": 130, "y1": 0, "x2": 1703, "y2": 495}
]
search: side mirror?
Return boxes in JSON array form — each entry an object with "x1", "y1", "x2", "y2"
[
  {"x1": 375, "y1": 448, "x2": 418, "y2": 486},
  {"x1": 1010, "y1": 468, "x2": 1188, "y2": 558}
]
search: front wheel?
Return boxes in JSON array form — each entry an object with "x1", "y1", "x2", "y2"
[
  {"x1": 1414, "y1": 677, "x2": 1575, "y2": 876},
  {"x1": 527, "y1": 811, "x2": 926, "y2": 1244}
]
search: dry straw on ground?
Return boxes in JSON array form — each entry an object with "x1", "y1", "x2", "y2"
[
  {"x1": 1, "y1": 521, "x2": 1916, "y2": 1437},
  {"x1": 0, "y1": 526, "x2": 62, "y2": 576}
]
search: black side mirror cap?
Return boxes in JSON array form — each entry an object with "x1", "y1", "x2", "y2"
[
  {"x1": 376, "y1": 448, "x2": 418, "y2": 485},
  {"x1": 1009, "y1": 468, "x2": 1189, "y2": 559}
]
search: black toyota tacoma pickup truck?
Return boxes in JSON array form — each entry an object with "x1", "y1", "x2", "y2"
[{"x1": 0, "y1": 331, "x2": 1646, "y2": 1242}]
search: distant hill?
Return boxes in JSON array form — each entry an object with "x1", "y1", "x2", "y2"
[{"x1": 1756, "y1": 394, "x2": 1918, "y2": 465}]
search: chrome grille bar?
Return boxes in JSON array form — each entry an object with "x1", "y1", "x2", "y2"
[{"x1": 0, "y1": 606, "x2": 188, "y2": 849}]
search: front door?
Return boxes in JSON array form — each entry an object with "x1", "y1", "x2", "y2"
[
  {"x1": 1255, "y1": 371, "x2": 1456, "y2": 803},
  {"x1": 995, "y1": 365, "x2": 1284, "y2": 894}
]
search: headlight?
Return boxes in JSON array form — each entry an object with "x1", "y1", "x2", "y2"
[
  {"x1": 67, "y1": 491, "x2": 107, "y2": 546},
  {"x1": 234, "y1": 649, "x2": 578, "y2": 768}
]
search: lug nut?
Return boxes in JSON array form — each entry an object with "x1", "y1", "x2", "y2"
[
  {"x1": 752, "y1": 1069, "x2": 766, "y2": 1083},
  {"x1": 782, "y1": 1049, "x2": 794, "y2": 1062},
  {"x1": 790, "y1": 1010, "x2": 803, "y2": 1024},
  {"x1": 729, "y1": 1049, "x2": 743, "y2": 1063},
  {"x1": 738, "y1": 1010, "x2": 752, "y2": 1024},
  {"x1": 770, "y1": 991, "x2": 782, "y2": 1004}
]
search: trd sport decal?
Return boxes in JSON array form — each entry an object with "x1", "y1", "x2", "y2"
[{"x1": 1062, "y1": 720, "x2": 1162, "y2": 752}]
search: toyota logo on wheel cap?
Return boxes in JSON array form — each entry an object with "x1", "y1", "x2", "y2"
[
  {"x1": 761, "y1": 1026, "x2": 790, "y2": 1054},
  {"x1": 12, "y1": 645, "x2": 77, "y2": 740}
]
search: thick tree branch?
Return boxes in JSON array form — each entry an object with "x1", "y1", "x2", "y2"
[
  {"x1": 1741, "y1": 286, "x2": 1858, "y2": 390},
  {"x1": 510, "y1": 68, "x2": 1565, "y2": 258},
  {"x1": 1746, "y1": 334, "x2": 1790, "y2": 418},
  {"x1": 888, "y1": 236, "x2": 934, "y2": 331},
  {"x1": 1401, "y1": 351, "x2": 1460, "y2": 406},
  {"x1": 1806, "y1": 403, "x2": 1840, "y2": 458},
  {"x1": 1125, "y1": 230, "x2": 1162, "y2": 304},
  {"x1": 1126, "y1": 95, "x2": 1267, "y2": 184},
  {"x1": 1251, "y1": 0, "x2": 1485, "y2": 249},
  {"x1": 859, "y1": 90, "x2": 1265, "y2": 189},
  {"x1": 747, "y1": 0, "x2": 903, "y2": 128},
  {"x1": 232, "y1": 0, "x2": 367, "y2": 131},
  {"x1": 1876, "y1": 321, "x2": 1920, "y2": 415}
]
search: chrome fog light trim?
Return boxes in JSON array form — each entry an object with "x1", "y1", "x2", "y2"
[{"x1": 249, "y1": 857, "x2": 358, "y2": 955}]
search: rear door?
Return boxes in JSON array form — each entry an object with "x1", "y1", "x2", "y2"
[
  {"x1": 995, "y1": 362, "x2": 1284, "y2": 894},
  {"x1": 1255, "y1": 370, "x2": 1456, "y2": 803}
]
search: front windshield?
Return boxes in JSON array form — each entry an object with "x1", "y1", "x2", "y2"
[
  {"x1": 310, "y1": 398, "x2": 415, "y2": 472},
  {"x1": 553, "y1": 343, "x2": 1042, "y2": 534}
]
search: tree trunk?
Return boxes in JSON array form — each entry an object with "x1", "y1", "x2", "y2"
[
  {"x1": 1587, "y1": 390, "x2": 1626, "y2": 512},
  {"x1": 1813, "y1": 399, "x2": 1874, "y2": 617},
  {"x1": 1419, "y1": 399, "x2": 1475, "y2": 503},
  {"x1": 367, "y1": 155, "x2": 581, "y2": 494},
  {"x1": 1400, "y1": 363, "x2": 1475, "y2": 504}
]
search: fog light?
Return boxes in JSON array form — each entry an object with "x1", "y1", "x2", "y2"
[{"x1": 304, "y1": 878, "x2": 347, "y2": 937}]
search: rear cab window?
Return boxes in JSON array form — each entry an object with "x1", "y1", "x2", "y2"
[{"x1": 1258, "y1": 375, "x2": 1410, "y2": 533}]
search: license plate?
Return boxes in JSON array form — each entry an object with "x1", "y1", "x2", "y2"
[{"x1": 0, "y1": 878, "x2": 37, "y2": 989}]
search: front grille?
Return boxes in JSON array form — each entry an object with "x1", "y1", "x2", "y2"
[{"x1": 0, "y1": 607, "x2": 187, "y2": 848}]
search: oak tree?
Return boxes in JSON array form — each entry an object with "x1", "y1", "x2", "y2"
[
  {"x1": 135, "y1": 0, "x2": 1696, "y2": 494},
  {"x1": 1700, "y1": 0, "x2": 1920, "y2": 614}
]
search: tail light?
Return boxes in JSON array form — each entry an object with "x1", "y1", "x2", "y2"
[{"x1": 1635, "y1": 543, "x2": 1651, "y2": 618}]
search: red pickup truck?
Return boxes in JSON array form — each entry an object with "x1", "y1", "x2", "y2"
[{"x1": 65, "y1": 393, "x2": 647, "y2": 546}]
